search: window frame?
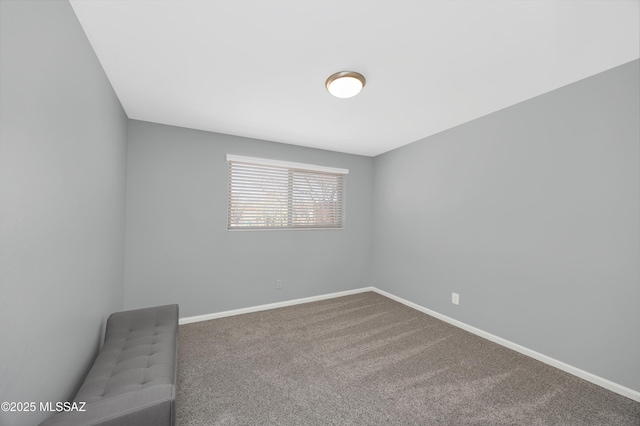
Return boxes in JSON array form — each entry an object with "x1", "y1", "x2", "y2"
[{"x1": 226, "y1": 154, "x2": 349, "y2": 231}]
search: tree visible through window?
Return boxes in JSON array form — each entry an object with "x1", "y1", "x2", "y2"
[{"x1": 227, "y1": 155, "x2": 347, "y2": 230}]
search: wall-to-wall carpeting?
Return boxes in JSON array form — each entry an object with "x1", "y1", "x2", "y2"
[{"x1": 177, "y1": 292, "x2": 639, "y2": 425}]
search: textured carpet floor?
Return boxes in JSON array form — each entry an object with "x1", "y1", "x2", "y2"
[{"x1": 177, "y1": 292, "x2": 640, "y2": 425}]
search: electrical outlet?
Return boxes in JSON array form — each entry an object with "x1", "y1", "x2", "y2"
[
  {"x1": 452, "y1": 292, "x2": 459, "y2": 305},
  {"x1": 277, "y1": 279, "x2": 283, "y2": 289}
]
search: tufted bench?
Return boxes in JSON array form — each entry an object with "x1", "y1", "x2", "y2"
[{"x1": 40, "y1": 304, "x2": 179, "y2": 426}]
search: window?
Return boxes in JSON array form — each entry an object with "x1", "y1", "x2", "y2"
[{"x1": 227, "y1": 155, "x2": 348, "y2": 230}]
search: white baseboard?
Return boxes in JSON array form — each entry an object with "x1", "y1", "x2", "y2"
[
  {"x1": 179, "y1": 287, "x2": 375, "y2": 325},
  {"x1": 371, "y1": 287, "x2": 640, "y2": 403},
  {"x1": 179, "y1": 286, "x2": 640, "y2": 402}
]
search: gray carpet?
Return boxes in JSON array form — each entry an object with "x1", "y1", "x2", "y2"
[{"x1": 177, "y1": 292, "x2": 640, "y2": 425}]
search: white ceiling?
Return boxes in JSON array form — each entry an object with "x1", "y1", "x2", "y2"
[{"x1": 69, "y1": 0, "x2": 639, "y2": 157}]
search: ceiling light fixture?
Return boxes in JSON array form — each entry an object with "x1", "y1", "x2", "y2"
[{"x1": 326, "y1": 71, "x2": 366, "y2": 99}]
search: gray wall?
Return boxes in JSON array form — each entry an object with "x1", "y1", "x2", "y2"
[
  {"x1": 0, "y1": 1, "x2": 128, "y2": 425},
  {"x1": 372, "y1": 60, "x2": 640, "y2": 392},
  {"x1": 124, "y1": 120, "x2": 374, "y2": 317}
]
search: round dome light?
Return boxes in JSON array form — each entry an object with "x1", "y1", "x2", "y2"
[{"x1": 326, "y1": 71, "x2": 366, "y2": 99}]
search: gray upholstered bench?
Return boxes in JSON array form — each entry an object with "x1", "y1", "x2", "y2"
[{"x1": 40, "y1": 304, "x2": 179, "y2": 426}]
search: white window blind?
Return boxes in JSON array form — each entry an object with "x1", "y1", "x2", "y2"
[{"x1": 227, "y1": 155, "x2": 348, "y2": 230}]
